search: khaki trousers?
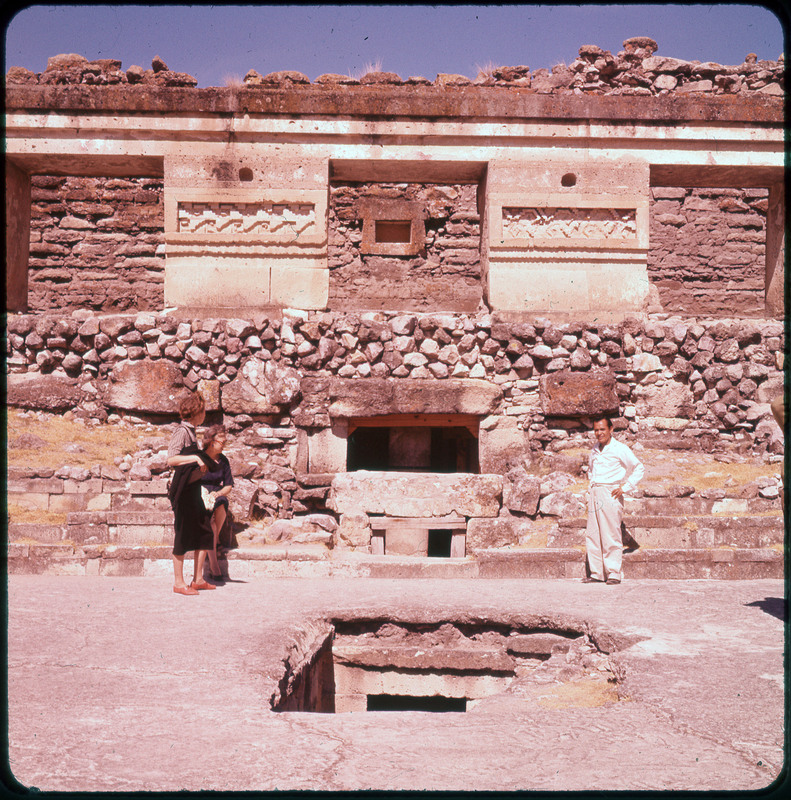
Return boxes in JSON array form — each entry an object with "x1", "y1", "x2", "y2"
[{"x1": 585, "y1": 484, "x2": 624, "y2": 581}]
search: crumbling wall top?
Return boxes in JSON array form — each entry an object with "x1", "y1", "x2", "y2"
[{"x1": 5, "y1": 38, "x2": 783, "y2": 118}]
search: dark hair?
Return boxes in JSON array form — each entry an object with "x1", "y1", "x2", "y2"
[
  {"x1": 592, "y1": 415, "x2": 614, "y2": 428},
  {"x1": 178, "y1": 391, "x2": 205, "y2": 420},
  {"x1": 203, "y1": 424, "x2": 227, "y2": 448}
]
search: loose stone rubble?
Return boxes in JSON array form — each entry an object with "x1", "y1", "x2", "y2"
[{"x1": 6, "y1": 40, "x2": 784, "y2": 97}]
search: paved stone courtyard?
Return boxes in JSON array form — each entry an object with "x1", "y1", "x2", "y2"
[{"x1": 5, "y1": 575, "x2": 786, "y2": 792}]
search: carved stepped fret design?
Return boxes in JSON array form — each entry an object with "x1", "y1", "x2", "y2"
[
  {"x1": 502, "y1": 207, "x2": 637, "y2": 240},
  {"x1": 177, "y1": 201, "x2": 316, "y2": 236}
]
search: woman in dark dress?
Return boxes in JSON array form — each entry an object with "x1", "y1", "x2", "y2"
[
  {"x1": 167, "y1": 391, "x2": 217, "y2": 595},
  {"x1": 201, "y1": 425, "x2": 234, "y2": 580}
]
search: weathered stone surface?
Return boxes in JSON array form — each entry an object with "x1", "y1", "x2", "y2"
[
  {"x1": 222, "y1": 358, "x2": 302, "y2": 414},
  {"x1": 539, "y1": 491, "x2": 586, "y2": 517},
  {"x1": 466, "y1": 517, "x2": 520, "y2": 549},
  {"x1": 507, "y1": 632, "x2": 575, "y2": 656},
  {"x1": 6, "y1": 373, "x2": 81, "y2": 411},
  {"x1": 106, "y1": 359, "x2": 184, "y2": 413},
  {"x1": 328, "y1": 472, "x2": 502, "y2": 518},
  {"x1": 539, "y1": 370, "x2": 619, "y2": 417},
  {"x1": 503, "y1": 471, "x2": 541, "y2": 515},
  {"x1": 479, "y1": 416, "x2": 528, "y2": 473},
  {"x1": 336, "y1": 510, "x2": 371, "y2": 550},
  {"x1": 633, "y1": 380, "x2": 694, "y2": 418},
  {"x1": 321, "y1": 378, "x2": 502, "y2": 418}
]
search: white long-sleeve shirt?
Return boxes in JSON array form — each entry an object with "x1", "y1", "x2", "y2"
[{"x1": 589, "y1": 437, "x2": 645, "y2": 494}]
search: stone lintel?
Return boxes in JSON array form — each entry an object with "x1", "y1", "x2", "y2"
[
  {"x1": 5, "y1": 85, "x2": 783, "y2": 124},
  {"x1": 322, "y1": 377, "x2": 503, "y2": 418}
]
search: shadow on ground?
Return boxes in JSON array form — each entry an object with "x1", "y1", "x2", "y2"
[{"x1": 745, "y1": 597, "x2": 786, "y2": 621}]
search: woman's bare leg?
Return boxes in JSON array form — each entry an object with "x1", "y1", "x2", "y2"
[
  {"x1": 173, "y1": 553, "x2": 187, "y2": 588},
  {"x1": 207, "y1": 512, "x2": 221, "y2": 575},
  {"x1": 193, "y1": 549, "x2": 208, "y2": 583}
]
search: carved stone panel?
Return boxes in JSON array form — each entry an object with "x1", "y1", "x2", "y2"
[
  {"x1": 502, "y1": 206, "x2": 637, "y2": 241},
  {"x1": 177, "y1": 201, "x2": 317, "y2": 237}
]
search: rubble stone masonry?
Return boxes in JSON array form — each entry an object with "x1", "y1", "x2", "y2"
[
  {"x1": 6, "y1": 309, "x2": 784, "y2": 453},
  {"x1": 647, "y1": 187, "x2": 768, "y2": 316},
  {"x1": 28, "y1": 176, "x2": 165, "y2": 312},
  {"x1": 328, "y1": 182, "x2": 482, "y2": 312}
]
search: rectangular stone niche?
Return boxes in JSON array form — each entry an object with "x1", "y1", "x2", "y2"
[
  {"x1": 272, "y1": 619, "x2": 588, "y2": 714},
  {"x1": 369, "y1": 516, "x2": 467, "y2": 557}
]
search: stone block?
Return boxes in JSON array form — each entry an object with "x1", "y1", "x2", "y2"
[
  {"x1": 271, "y1": 263, "x2": 329, "y2": 309},
  {"x1": 756, "y1": 375, "x2": 784, "y2": 404},
  {"x1": 336, "y1": 511, "x2": 371, "y2": 550},
  {"x1": 110, "y1": 525, "x2": 170, "y2": 545},
  {"x1": 105, "y1": 510, "x2": 173, "y2": 525},
  {"x1": 165, "y1": 255, "x2": 272, "y2": 307},
  {"x1": 6, "y1": 373, "x2": 81, "y2": 411},
  {"x1": 7, "y1": 523, "x2": 65, "y2": 543},
  {"x1": 68, "y1": 524, "x2": 110, "y2": 543},
  {"x1": 634, "y1": 380, "x2": 694, "y2": 418},
  {"x1": 308, "y1": 422, "x2": 348, "y2": 473},
  {"x1": 7, "y1": 479, "x2": 64, "y2": 493},
  {"x1": 222, "y1": 358, "x2": 301, "y2": 414},
  {"x1": 383, "y1": 527, "x2": 429, "y2": 556},
  {"x1": 466, "y1": 517, "x2": 519, "y2": 549},
  {"x1": 539, "y1": 491, "x2": 586, "y2": 517},
  {"x1": 503, "y1": 471, "x2": 541, "y2": 515},
  {"x1": 128, "y1": 480, "x2": 169, "y2": 495},
  {"x1": 10, "y1": 493, "x2": 52, "y2": 511},
  {"x1": 507, "y1": 633, "x2": 574, "y2": 656},
  {"x1": 329, "y1": 472, "x2": 502, "y2": 518},
  {"x1": 48, "y1": 494, "x2": 91, "y2": 513},
  {"x1": 479, "y1": 415, "x2": 528, "y2": 473},
  {"x1": 106, "y1": 359, "x2": 184, "y2": 413},
  {"x1": 62, "y1": 478, "x2": 104, "y2": 494},
  {"x1": 99, "y1": 558, "x2": 145, "y2": 577},
  {"x1": 539, "y1": 370, "x2": 619, "y2": 417},
  {"x1": 86, "y1": 494, "x2": 112, "y2": 511},
  {"x1": 330, "y1": 377, "x2": 501, "y2": 418}
]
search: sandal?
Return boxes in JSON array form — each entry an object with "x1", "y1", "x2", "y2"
[
  {"x1": 190, "y1": 580, "x2": 216, "y2": 591},
  {"x1": 174, "y1": 585, "x2": 199, "y2": 596}
]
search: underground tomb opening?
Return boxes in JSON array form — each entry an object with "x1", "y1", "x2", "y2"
[{"x1": 272, "y1": 618, "x2": 623, "y2": 714}]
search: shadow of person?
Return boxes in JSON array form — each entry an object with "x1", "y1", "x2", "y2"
[
  {"x1": 621, "y1": 523, "x2": 639, "y2": 553},
  {"x1": 745, "y1": 597, "x2": 786, "y2": 621}
]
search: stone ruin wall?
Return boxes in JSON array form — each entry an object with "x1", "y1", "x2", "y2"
[
  {"x1": 647, "y1": 187, "x2": 768, "y2": 316},
  {"x1": 328, "y1": 182, "x2": 482, "y2": 313},
  {"x1": 25, "y1": 177, "x2": 768, "y2": 318},
  {"x1": 28, "y1": 176, "x2": 164, "y2": 312},
  {"x1": 6, "y1": 308, "x2": 785, "y2": 533}
]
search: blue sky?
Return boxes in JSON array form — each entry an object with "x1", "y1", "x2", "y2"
[{"x1": 3, "y1": 4, "x2": 786, "y2": 88}]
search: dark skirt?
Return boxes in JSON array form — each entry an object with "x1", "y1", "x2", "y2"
[
  {"x1": 173, "y1": 480, "x2": 214, "y2": 556},
  {"x1": 211, "y1": 494, "x2": 230, "y2": 513}
]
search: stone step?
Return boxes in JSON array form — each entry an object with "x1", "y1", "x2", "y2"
[
  {"x1": 473, "y1": 547, "x2": 783, "y2": 580},
  {"x1": 552, "y1": 515, "x2": 784, "y2": 549},
  {"x1": 624, "y1": 497, "x2": 777, "y2": 515},
  {"x1": 5, "y1": 542, "x2": 784, "y2": 580}
]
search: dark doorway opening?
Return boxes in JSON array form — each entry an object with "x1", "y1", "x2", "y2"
[
  {"x1": 347, "y1": 420, "x2": 479, "y2": 473},
  {"x1": 427, "y1": 529, "x2": 453, "y2": 558},
  {"x1": 366, "y1": 694, "x2": 467, "y2": 712}
]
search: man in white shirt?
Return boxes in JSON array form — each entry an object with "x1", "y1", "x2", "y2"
[{"x1": 584, "y1": 415, "x2": 645, "y2": 585}]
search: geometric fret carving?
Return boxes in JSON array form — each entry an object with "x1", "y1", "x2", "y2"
[
  {"x1": 502, "y1": 207, "x2": 637, "y2": 240},
  {"x1": 177, "y1": 201, "x2": 316, "y2": 236}
]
